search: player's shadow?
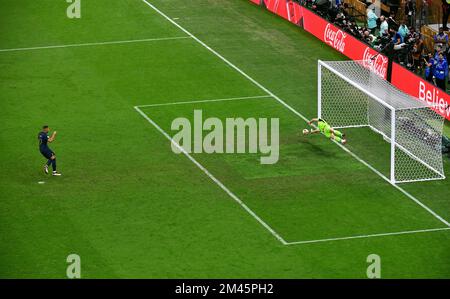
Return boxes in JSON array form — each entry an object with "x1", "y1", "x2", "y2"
[{"x1": 298, "y1": 136, "x2": 339, "y2": 159}]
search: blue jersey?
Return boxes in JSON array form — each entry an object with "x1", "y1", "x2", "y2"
[
  {"x1": 425, "y1": 58, "x2": 436, "y2": 78},
  {"x1": 392, "y1": 32, "x2": 403, "y2": 44},
  {"x1": 434, "y1": 59, "x2": 448, "y2": 80},
  {"x1": 38, "y1": 131, "x2": 49, "y2": 150}
]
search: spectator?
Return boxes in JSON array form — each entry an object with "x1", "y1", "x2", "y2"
[
  {"x1": 442, "y1": 0, "x2": 450, "y2": 31},
  {"x1": 420, "y1": 0, "x2": 429, "y2": 26},
  {"x1": 405, "y1": 0, "x2": 415, "y2": 28},
  {"x1": 424, "y1": 52, "x2": 436, "y2": 82},
  {"x1": 367, "y1": 7, "x2": 378, "y2": 35},
  {"x1": 408, "y1": 26, "x2": 419, "y2": 39},
  {"x1": 392, "y1": 28, "x2": 403, "y2": 45},
  {"x1": 367, "y1": 0, "x2": 381, "y2": 17},
  {"x1": 386, "y1": 0, "x2": 400, "y2": 16},
  {"x1": 390, "y1": 29, "x2": 406, "y2": 64},
  {"x1": 434, "y1": 27, "x2": 449, "y2": 57},
  {"x1": 433, "y1": 52, "x2": 448, "y2": 90},
  {"x1": 398, "y1": 22, "x2": 409, "y2": 41},
  {"x1": 379, "y1": 15, "x2": 389, "y2": 37},
  {"x1": 434, "y1": 45, "x2": 444, "y2": 62},
  {"x1": 411, "y1": 37, "x2": 424, "y2": 72},
  {"x1": 434, "y1": 27, "x2": 449, "y2": 49},
  {"x1": 363, "y1": 30, "x2": 375, "y2": 45},
  {"x1": 312, "y1": 0, "x2": 331, "y2": 17},
  {"x1": 387, "y1": 11, "x2": 399, "y2": 31}
]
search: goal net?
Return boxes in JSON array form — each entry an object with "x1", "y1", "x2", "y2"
[{"x1": 318, "y1": 60, "x2": 445, "y2": 183}]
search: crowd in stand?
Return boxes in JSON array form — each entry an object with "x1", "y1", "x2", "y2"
[{"x1": 300, "y1": 0, "x2": 450, "y2": 92}]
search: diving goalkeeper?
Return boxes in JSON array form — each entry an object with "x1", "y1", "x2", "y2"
[{"x1": 303, "y1": 118, "x2": 347, "y2": 145}]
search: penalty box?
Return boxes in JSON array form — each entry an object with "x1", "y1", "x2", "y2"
[{"x1": 134, "y1": 95, "x2": 450, "y2": 245}]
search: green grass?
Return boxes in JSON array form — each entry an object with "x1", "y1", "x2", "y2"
[
  {"x1": 0, "y1": 0, "x2": 449, "y2": 278},
  {"x1": 444, "y1": 121, "x2": 450, "y2": 137}
]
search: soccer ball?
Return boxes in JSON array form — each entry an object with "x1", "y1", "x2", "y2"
[{"x1": 302, "y1": 129, "x2": 309, "y2": 135}]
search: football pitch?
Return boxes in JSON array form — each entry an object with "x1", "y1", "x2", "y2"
[{"x1": 1, "y1": 0, "x2": 449, "y2": 278}]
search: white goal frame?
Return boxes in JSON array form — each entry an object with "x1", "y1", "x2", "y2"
[{"x1": 318, "y1": 60, "x2": 445, "y2": 184}]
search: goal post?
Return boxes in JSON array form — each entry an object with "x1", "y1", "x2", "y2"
[{"x1": 317, "y1": 60, "x2": 445, "y2": 184}]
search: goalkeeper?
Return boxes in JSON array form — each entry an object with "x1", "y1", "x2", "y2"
[{"x1": 303, "y1": 118, "x2": 347, "y2": 145}]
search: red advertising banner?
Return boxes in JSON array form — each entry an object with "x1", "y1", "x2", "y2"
[
  {"x1": 263, "y1": 0, "x2": 302, "y2": 25},
  {"x1": 391, "y1": 63, "x2": 450, "y2": 120},
  {"x1": 264, "y1": 0, "x2": 289, "y2": 20},
  {"x1": 301, "y1": 8, "x2": 388, "y2": 79},
  {"x1": 287, "y1": 1, "x2": 302, "y2": 25}
]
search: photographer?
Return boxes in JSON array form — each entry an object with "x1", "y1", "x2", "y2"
[
  {"x1": 374, "y1": 31, "x2": 391, "y2": 52},
  {"x1": 388, "y1": 27, "x2": 416, "y2": 65},
  {"x1": 391, "y1": 28, "x2": 404, "y2": 46},
  {"x1": 362, "y1": 29, "x2": 376, "y2": 45}
]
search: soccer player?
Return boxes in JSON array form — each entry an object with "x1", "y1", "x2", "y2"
[
  {"x1": 38, "y1": 125, "x2": 61, "y2": 176},
  {"x1": 303, "y1": 118, "x2": 347, "y2": 144}
]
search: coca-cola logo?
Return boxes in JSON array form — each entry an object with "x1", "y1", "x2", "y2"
[
  {"x1": 324, "y1": 23, "x2": 346, "y2": 53},
  {"x1": 362, "y1": 47, "x2": 388, "y2": 78}
]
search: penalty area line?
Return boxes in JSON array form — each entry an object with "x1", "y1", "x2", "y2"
[
  {"x1": 134, "y1": 106, "x2": 288, "y2": 245},
  {"x1": 0, "y1": 36, "x2": 191, "y2": 53},
  {"x1": 285, "y1": 227, "x2": 450, "y2": 245},
  {"x1": 135, "y1": 95, "x2": 273, "y2": 108}
]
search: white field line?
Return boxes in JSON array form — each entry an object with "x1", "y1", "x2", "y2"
[
  {"x1": 0, "y1": 36, "x2": 190, "y2": 53},
  {"x1": 134, "y1": 106, "x2": 288, "y2": 245},
  {"x1": 285, "y1": 227, "x2": 450, "y2": 245},
  {"x1": 141, "y1": 0, "x2": 450, "y2": 229},
  {"x1": 136, "y1": 95, "x2": 272, "y2": 108}
]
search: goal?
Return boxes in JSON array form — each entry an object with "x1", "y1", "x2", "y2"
[{"x1": 318, "y1": 60, "x2": 445, "y2": 183}]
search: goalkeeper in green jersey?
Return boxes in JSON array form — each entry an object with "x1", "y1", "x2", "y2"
[{"x1": 303, "y1": 118, "x2": 347, "y2": 145}]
